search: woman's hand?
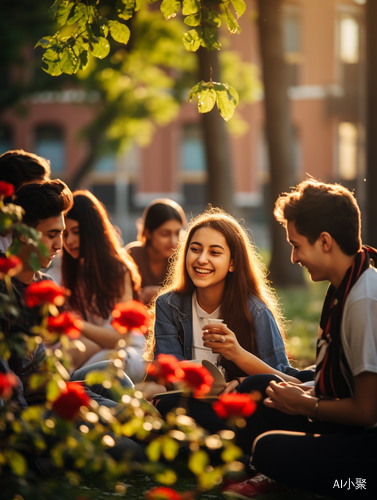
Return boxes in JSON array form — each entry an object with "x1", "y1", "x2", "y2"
[
  {"x1": 264, "y1": 380, "x2": 315, "y2": 415},
  {"x1": 202, "y1": 323, "x2": 244, "y2": 361}
]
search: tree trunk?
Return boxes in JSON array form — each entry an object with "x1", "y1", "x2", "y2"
[
  {"x1": 197, "y1": 47, "x2": 235, "y2": 214},
  {"x1": 257, "y1": 0, "x2": 304, "y2": 286},
  {"x1": 365, "y1": 0, "x2": 377, "y2": 247}
]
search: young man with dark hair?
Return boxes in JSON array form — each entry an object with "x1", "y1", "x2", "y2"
[
  {"x1": 0, "y1": 149, "x2": 51, "y2": 253},
  {"x1": 221, "y1": 179, "x2": 377, "y2": 499}
]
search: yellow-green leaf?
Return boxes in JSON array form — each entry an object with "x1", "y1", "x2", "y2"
[
  {"x1": 60, "y1": 47, "x2": 80, "y2": 74},
  {"x1": 216, "y1": 89, "x2": 236, "y2": 121},
  {"x1": 184, "y1": 12, "x2": 202, "y2": 27},
  {"x1": 89, "y1": 37, "x2": 110, "y2": 59},
  {"x1": 108, "y1": 20, "x2": 131, "y2": 45},
  {"x1": 230, "y1": 0, "x2": 246, "y2": 18},
  {"x1": 46, "y1": 378, "x2": 61, "y2": 402},
  {"x1": 182, "y1": 28, "x2": 203, "y2": 52},
  {"x1": 155, "y1": 468, "x2": 177, "y2": 485},
  {"x1": 146, "y1": 439, "x2": 162, "y2": 462},
  {"x1": 34, "y1": 37, "x2": 54, "y2": 49},
  {"x1": 161, "y1": 0, "x2": 181, "y2": 20},
  {"x1": 56, "y1": 1, "x2": 75, "y2": 27},
  {"x1": 67, "y1": 2, "x2": 87, "y2": 25},
  {"x1": 221, "y1": 443, "x2": 242, "y2": 462},
  {"x1": 162, "y1": 436, "x2": 179, "y2": 461},
  {"x1": 117, "y1": 0, "x2": 136, "y2": 21},
  {"x1": 198, "y1": 88, "x2": 217, "y2": 114},
  {"x1": 5, "y1": 450, "x2": 27, "y2": 476},
  {"x1": 188, "y1": 449, "x2": 209, "y2": 475},
  {"x1": 182, "y1": 0, "x2": 201, "y2": 16},
  {"x1": 225, "y1": 8, "x2": 241, "y2": 35}
]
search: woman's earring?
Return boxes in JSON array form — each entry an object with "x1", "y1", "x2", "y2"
[{"x1": 229, "y1": 266, "x2": 234, "y2": 272}]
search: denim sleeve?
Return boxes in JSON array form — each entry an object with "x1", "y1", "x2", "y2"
[
  {"x1": 154, "y1": 296, "x2": 185, "y2": 361},
  {"x1": 253, "y1": 307, "x2": 298, "y2": 375}
]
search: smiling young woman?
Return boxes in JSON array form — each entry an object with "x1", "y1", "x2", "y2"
[{"x1": 147, "y1": 207, "x2": 312, "y2": 386}]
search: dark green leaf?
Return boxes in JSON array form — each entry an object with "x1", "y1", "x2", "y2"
[
  {"x1": 109, "y1": 20, "x2": 131, "y2": 45},
  {"x1": 89, "y1": 37, "x2": 110, "y2": 59},
  {"x1": 161, "y1": 0, "x2": 181, "y2": 20},
  {"x1": 29, "y1": 252, "x2": 41, "y2": 272},
  {"x1": 230, "y1": 0, "x2": 246, "y2": 18},
  {"x1": 206, "y1": 10, "x2": 222, "y2": 28},
  {"x1": 204, "y1": 27, "x2": 221, "y2": 51},
  {"x1": 67, "y1": 2, "x2": 87, "y2": 25},
  {"x1": 184, "y1": 12, "x2": 202, "y2": 27},
  {"x1": 182, "y1": 0, "x2": 201, "y2": 16},
  {"x1": 6, "y1": 237, "x2": 21, "y2": 256}
]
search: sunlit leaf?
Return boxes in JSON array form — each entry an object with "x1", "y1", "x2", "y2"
[
  {"x1": 56, "y1": 1, "x2": 75, "y2": 27},
  {"x1": 89, "y1": 37, "x2": 110, "y2": 59},
  {"x1": 155, "y1": 468, "x2": 177, "y2": 485},
  {"x1": 198, "y1": 88, "x2": 217, "y2": 113},
  {"x1": 5, "y1": 450, "x2": 27, "y2": 476},
  {"x1": 161, "y1": 0, "x2": 181, "y2": 20},
  {"x1": 182, "y1": 28, "x2": 203, "y2": 52},
  {"x1": 46, "y1": 379, "x2": 61, "y2": 402},
  {"x1": 116, "y1": 0, "x2": 136, "y2": 21},
  {"x1": 225, "y1": 7, "x2": 241, "y2": 34},
  {"x1": 60, "y1": 47, "x2": 80, "y2": 74},
  {"x1": 184, "y1": 12, "x2": 202, "y2": 27},
  {"x1": 109, "y1": 20, "x2": 131, "y2": 45},
  {"x1": 29, "y1": 372, "x2": 48, "y2": 391},
  {"x1": 67, "y1": 2, "x2": 87, "y2": 25},
  {"x1": 146, "y1": 439, "x2": 162, "y2": 462},
  {"x1": 85, "y1": 371, "x2": 109, "y2": 385},
  {"x1": 203, "y1": 27, "x2": 221, "y2": 51},
  {"x1": 79, "y1": 50, "x2": 89, "y2": 71},
  {"x1": 216, "y1": 89, "x2": 235, "y2": 121},
  {"x1": 182, "y1": 0, "x2": 201, "y2": 16},
  {"x1": 188, "y1": 449, "x2": 209, "y2": 475},
  {"x1": 162, "y1": 436, "x2": 179, "y2": 460},
  {"x1": 34, "y1": 37, "x2": 54, "y2": 49},
  {"x1": 221, "y1": 443, "x2": 242, "y2": 462},
  {"x1": 197, "y1": 467, "x2": 223, "y2": 490},
  {"x1": 230, "y1": 0, "x2": 246, "y2": 18},
  {"x1": 206, "y1": 10, "x2": 222, "y2": 28}
]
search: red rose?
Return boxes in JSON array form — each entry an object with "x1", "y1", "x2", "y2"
[
  {"x1": 0, "y1": 256, "x2": 22, "y2": 278},
  {"x1": 212, "y1": 393, "x2": 257, "y2": 420},
  {"x1": 52, "y1": 382, "x2": 89, "y2": 420},
  {"x1": 47, "y1": 312, "x2": 83, "y2": 339},
  {"x1": 111, "y1": 300, "x2": 150, "y2": 334},
  {"x1": 0, "y1": 371, "x2": 18, "y2": 401},
  {"x1": 0, "y1": 181, "x2": 14, "y2": 199},
  {"x1": 25, "y1": 280, "x2": 66, "y2": 308},
  {"x1": 147, "y1": 354, "x2": 185, "y2": 383},
  {"x1": 179, "y1": 362, "x2": 214, "y2": 398},
  {"x1": 146, "y1": 486, "x2": 183, "y2": 500}
]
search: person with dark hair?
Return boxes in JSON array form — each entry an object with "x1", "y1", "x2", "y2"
[
  {"x1": 126, "y1": 198, "x2": 187, "y2": 304},
  {"x1": 149, "y1": 208, "x2": 310, "y2": 385},
  {"x1": 61, "y1": 190, "x2": 144, "y2": 380},
  {"x1": 0, "y1": 149, "x2": 51, "y2": 253},
  {"x1": 220, "y1": 179, "x2": 377, "y2": 500}
]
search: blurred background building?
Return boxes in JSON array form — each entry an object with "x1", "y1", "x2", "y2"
[{"x1": 0, "y1": 0, "x2": 366, "y2": 246}]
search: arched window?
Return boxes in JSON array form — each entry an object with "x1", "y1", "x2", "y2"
[
  {"x1": 0, "y1": 125, "x2": 13, "y2": 154},
  {"x1": 35, "y1": 125, "x2": 64, "y2": 172}
]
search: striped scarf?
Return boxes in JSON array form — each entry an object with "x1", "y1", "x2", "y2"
[{"x1": 315, "y1": 246, "x2": 377, "y2": 399}]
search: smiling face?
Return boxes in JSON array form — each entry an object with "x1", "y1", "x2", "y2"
[
  {"x1": 63, "y1": 218, "x2": 80, "y2": 259},
  {"x1": 36, "y1": 214, "x2": 65, "y2": 268},
  {"x1": 146, "y1": 219, "x2": 183, "y2": 259},
  {"x1": 186, "y1": 226, "x2": 233, "y2": 294},
  {"x1": 287, "y1": 221, "x2": 327, "y2": 282}
]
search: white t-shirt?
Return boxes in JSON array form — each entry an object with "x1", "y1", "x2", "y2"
[{"x1": 191, "y1": 290, "x2": 220, "y2": 363}]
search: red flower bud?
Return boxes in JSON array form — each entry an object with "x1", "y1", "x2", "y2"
[
  {"x1": 111, "y1": 300, "x2": 150, "y2": 334},
  {"x1": 147, "y1": 354, "x2": 185, "y2": 383},
  {"x1": 146, "y1": 486, "x2": 183, "y2": 500},
  {"x1": 0, "y1": 181, "x2": 14, "y2": 199},
  {"x1": 212, "y1": 393, "x2": 256, "y2": 419},
  {"x1": 52, "y1": 382, "x2": 89, "y2": 420},
  {"x1": 0, "y1": 371, "x2": 18, "y2": 401},
  {"x1": 47, "y1": 312, "x2": 83, "y2": 339},
  {"x1": 0, "y1": 255, "x2": 22, "y2": 278},
  {"x1": 179, "y1": 362, "x2": 214, "y2": 398},
  {"x1": 25, "y1": 280, "x2": 66, "y2": 308}
]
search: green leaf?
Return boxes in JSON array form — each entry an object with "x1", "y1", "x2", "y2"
[
  {"x1": 56, "y1": 1, "x2": 75, "y2": 27},
  {"x1": 206, "y1": 10, "x2": 222, "y2": 28},
  {"x1": 204, "y1": 27, "x2": 221, "y2": 51},
  {"x1": 161, "y1": 0, "x2": 181, "y2": 20},
  {"x1": 46, "y1": 379, "x2": 61, "y2": 402},
  {"x1": 0, "y1": 341, "x2": 11, "y2": 360},
  {"x1": 29, "y1": 372, "x2": 48, "y2": 391},
  {"x1": 85, "y1": 371, "x2": 109, "y2": 385},
  {"x1": 108, "y1": 20, "x2": 131, "y2": 45},
  {"x1": 146, "y1": 439, "x2": 162, "y2": 462},
  {"x1": 188, "y1": 449, "x2": 209, "y2": 475},
  {"x1": 89, "y1": 37, "x2": 110, "y2": 59},
  {"x1": 198, "y1": 87, "x2": 217, "y2": 113},
  {"x1": 155, "y1": 469, "x2": 177, "y2": 485},
  {"x1": 59, "y1": 47, "x2": 80, "y2": 74},
  {"x1": 182, "y1": 0, "x2": 201, "y2": 16},
  {"x1": 230, "y1": 0, "x2": 246, "y2": 18},
  {"x1": 221, "y1": 443, "x2": 242, "y2": 462},
  {"x1": 34, "y1": 37, "x2": 54, "y2": 49},
  {"x1": 225, "y1": 8, "x2": 241, "y2": 34},
  {"x1": 5, "y1": 450, "x2": 27, "y2": 476},
  {"x1": 29, "y1": 252, "x2": 41, "y2": 271},
  {"x1": 162, "y1": 436, "x2": 179, "y2": 460},
  {"x1": 6, "y1": 237, "x2": 21, "y2": 256},
  {"x1": 37, "y1": 241, "x2": 49, "y2": 258},
  {"x1": 184, "y1": 12, "x2": 202, "y2": 27},
  {"x1": 182, "y1": 28, "x2": 203, "y2": 52},
  {"x1": 67, "y1": 2, "x2": 87, "y2": 25},
  {"x1": 116, "y1": 0, "x2": 135, "y2": 21},
  {"x1": 216, "y1": 88, "x2": 238, "y2": 121},
  {"x1": 48, "y1": 0, "x2": 62, "y2": 20}
]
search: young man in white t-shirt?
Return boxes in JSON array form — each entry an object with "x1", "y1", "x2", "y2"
[{"x1": 223, "y1": 179, "x2": 377, "y2": 500}]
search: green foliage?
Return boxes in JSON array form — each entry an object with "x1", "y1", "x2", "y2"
[{"x1": 188, "y1": 80, "x2": 239, "y2": 121}]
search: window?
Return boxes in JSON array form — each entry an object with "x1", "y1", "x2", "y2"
[
  {"x1": 181, "y1": 124, "x2": 206, "y2": 172},
  {"x1": 340, "y1": 16, "x2": 359, "y2": 64},
  {"x1": 283, "y1": 5, "x2": 302, "y2": 87},
  {"x1": 35, "y1": 126, "x2": 64, "y2": 172},
  {"x1": 338, "y1": 122, "x2": 358, "y2": 181},
  {"x1": 0, "y1": 125, "x2": 13, "y2": 154},
  {"x1": 94, "y1": 154, "x2": 115, "y2": 172}
]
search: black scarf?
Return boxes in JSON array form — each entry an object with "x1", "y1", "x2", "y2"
[{"x1": 315, "y1": 246, "x2": 377, "y2": 399}]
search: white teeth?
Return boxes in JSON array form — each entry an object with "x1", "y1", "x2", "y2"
[{"x1": 195, "y1": 268, "x2": 212, "y2": 274}]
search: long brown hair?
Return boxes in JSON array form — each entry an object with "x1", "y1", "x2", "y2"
[
  {"x1": 62, "y1": 190, "x2": 141, "y2": 320},
  {"x1": 148, "y1": 207, "x2": 287, "y2": 380}
]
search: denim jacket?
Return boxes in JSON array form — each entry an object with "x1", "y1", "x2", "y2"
[{"x1": 154, "y1": 291, "x2": 299, "y2": 376}]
